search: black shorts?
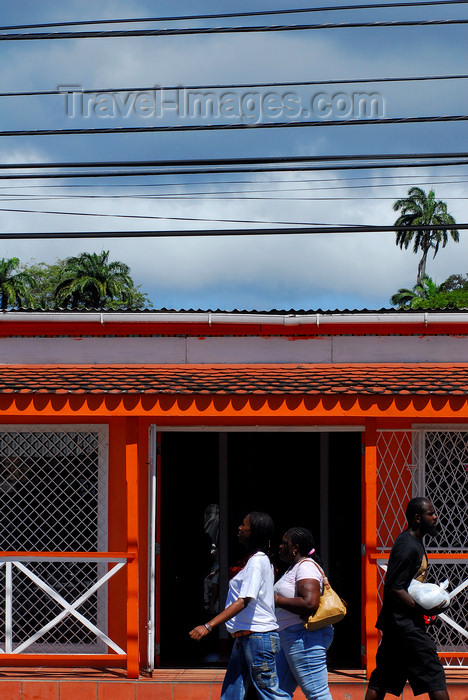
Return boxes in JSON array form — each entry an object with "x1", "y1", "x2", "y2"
[{"x1": 368, "y1": 627, "x2": 447, "y2": 697}]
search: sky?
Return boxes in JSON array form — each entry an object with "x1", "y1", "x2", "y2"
[{"x1": 1, "y1": 0, "x2": 467, "y2": 311}]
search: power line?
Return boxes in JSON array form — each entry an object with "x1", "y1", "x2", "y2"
[
  {"x1": 2, "y1": 73, "x2": 468, "y2": 99},
  {"x1": 3, "y1": 151, "x2": 467, "y2": 170},
  {"x1": 3, "y1": 159, "x2": 468, "y2": 181},
  {"x1": 3, "y1": 177, "x2": 468, "y2": 197},
  {"x1": 2, "y1": 181, "x2": 468, "y2": 201},
  {"x1": 2, "y1": 18, "x2": 468, "y2": 41},
  {"x1": 0, "y1": 207, "x2": 330, "y2": 226},
  {"x1": 2, "y1": 191, "x2": 466, "y2": 211},
  {"x1": 2, "y1": 1, "x2": 467, "y2": 31},
  {"x1": 2, "y1": 115, "x2": 468, "y2": 139},
  {"x1": 0, "y1": 224, "x2": 465, "y2": 240},
  {"x1": 1, "y1": 172, "x2": 467, "y2": 191}
]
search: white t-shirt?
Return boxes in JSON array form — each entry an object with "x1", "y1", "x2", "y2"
[
  {"x1": 274, "y1": 558, "x2": 323, "y2": 632},
  {"x1": 224, "y1": 552, "x2": 278, "y2": 633}
]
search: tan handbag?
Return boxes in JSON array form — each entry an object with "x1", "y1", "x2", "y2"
[{"x1": 304, "y1": 563, "x2": 347, "y2": 631}]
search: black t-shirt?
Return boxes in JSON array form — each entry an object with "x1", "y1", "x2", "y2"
[{"x1": 376, "y1": 529, "x2": 427, "y2": 632}]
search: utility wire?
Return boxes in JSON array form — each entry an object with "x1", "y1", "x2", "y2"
[
  {"x1": 2, "y1": 1, "x2": 467, "y2": 31},
  {"x1": 3, "y1": 177, "x2": 468, "y2": 197},
  {"x1": 2, "y1": 18, "x2": 468, "y2": 40},
  {"x1": 0, "y1": 224, "x2": 466, "y2": 240},
  {"x1": 2, "y1": 192, "x2": 466, "y2": 208},
  {"x1": 2, "y1": 115, "x2": 468, "y2": 138},
  {"x1": 2, "y1": 173, "x2": 467, "y2": 191},
  {"x1": 2, "y1": 181, "x2": 468, "y2": 201},
  {"x1": 0, "y1": 207, "x2": 330, "y2": 226},
  {"x1": 3, "y1": 151, "x2": 467, "y2": 170},
  {"x1": 3, "y1": 159, "x2": 468, "y2": 181},
  {"x1": 2, "y1": 73, "x2": 468, "y2": 98}
]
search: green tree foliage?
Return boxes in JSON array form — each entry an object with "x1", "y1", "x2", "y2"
[
  {"x1": 440, "y1": 273, "x2": 468, "y2": 292},
  {"x1": 393, "y1": 187, "x2": 459, "y2": 285},
  {"x1": 390, "y1": 275, "x2": 440, "y2": 309},
  {"x1": 54, "y1": 251, "x2": 152, "y2": 308},
  {"x1": 0, "y1": 257, "x2": 35, "y2": 310},
  {"x1": 21, "y1": 254, "x2": 153, "y2": 309},
  {"x1": 390, "y1": 274, "x2": 468, "y2": 309},
  {"x1": 19, "y1": 260, "x2": 64, "y2": 309}
]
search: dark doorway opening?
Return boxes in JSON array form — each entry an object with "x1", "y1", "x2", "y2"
[{"x1": 158, "y1": 431, "x2": 361, "y2": 669}]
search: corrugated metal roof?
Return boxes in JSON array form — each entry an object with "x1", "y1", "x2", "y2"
[
  {"x1": 2, "y1": 307, "x2": 467, "y2": 316},
  {"x1": 5, "y1": 306, "x2": 468, "y2": 315}
]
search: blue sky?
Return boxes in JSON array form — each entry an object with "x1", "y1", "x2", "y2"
[{"x1": 1, "y1": 0, "x2": 467, "y2": 310}]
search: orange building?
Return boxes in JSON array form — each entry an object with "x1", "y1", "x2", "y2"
[{"x1": 0, "y1": 308, "x2": 466, "y2": 696}]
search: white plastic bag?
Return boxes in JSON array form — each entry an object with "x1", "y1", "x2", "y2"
[{"x1": 407, "y1": 578, "x2": 450, "y2": 610}]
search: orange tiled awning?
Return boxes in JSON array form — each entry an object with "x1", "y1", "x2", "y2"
[{"x1": 0, "y1": 363, "x2": 467, "y2": 395}]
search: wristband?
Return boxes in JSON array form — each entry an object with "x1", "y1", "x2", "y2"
[{"x1": 204, "y1": 623, "x2": 212, "y2": 632}]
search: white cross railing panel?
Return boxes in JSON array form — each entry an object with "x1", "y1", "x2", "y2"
[
  {"x1": 376, "y1": 557, "x2": 468, "y2": 667},
  {"x1": 0, "y1": 554, "x2": 128, "y2": 655}
]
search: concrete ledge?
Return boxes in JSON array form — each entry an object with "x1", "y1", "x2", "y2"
[{"x1": 0, "y1": 668, "x2": 465, "y2": 700}]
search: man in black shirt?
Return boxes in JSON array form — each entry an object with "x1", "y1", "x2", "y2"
[{"x1": 365, "y1": 497, "x2": 450, "y2": 700}]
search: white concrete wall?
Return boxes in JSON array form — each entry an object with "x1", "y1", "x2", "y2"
[{"x1": 1, "y1": 334, "x2": 468, "y2": 364}]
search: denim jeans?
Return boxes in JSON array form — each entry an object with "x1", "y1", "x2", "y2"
[
  {"x1": 221, "y1": 631, "x2": 291, "y2": 699},
  {"x1": 276, "y1": 624, "x2": 334, "y2": 700}
]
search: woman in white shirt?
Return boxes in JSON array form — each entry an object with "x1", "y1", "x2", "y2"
[
  {"x1": 274, "y1": 527, "x2": 333, "y2": 700},
  {"x1": 190, "y1": 511, "x2": 290, "y2": 700}
]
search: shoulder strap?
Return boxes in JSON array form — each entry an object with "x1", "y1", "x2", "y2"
[{"x1": 296, "y1": 559, "x2": 331, "y2": 590}]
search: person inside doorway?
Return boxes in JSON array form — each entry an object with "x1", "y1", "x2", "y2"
[
  {"x1": 366, "y1": 497, "x2": 450, "y2": 700},
  {"x1": 189, "y1": 511, "x2": 290, "y2": 699}
]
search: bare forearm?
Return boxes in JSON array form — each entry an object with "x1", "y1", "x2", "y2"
[
  {"x1": 189, "y1": 597, "x2": 249, "y2": 641},
  {"x1": 208, "y1": 598, "x2": 247, "y2": 629}
]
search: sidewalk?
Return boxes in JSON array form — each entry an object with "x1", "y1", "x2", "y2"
[{"x1": 0, "y1": 667, "x2": 466, "y2": 699}]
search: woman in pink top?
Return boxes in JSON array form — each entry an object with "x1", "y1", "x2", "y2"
[{"x1": 274, "y1": 527, "x2": 334, "y2": 700}]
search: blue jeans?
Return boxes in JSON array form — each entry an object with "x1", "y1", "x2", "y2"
[
  {"x1": 221, "y1": 631, "x2": 291, "y2": 699},
  {"x1": 276, "y1": 624, "x2": 334, "y2": 700}
]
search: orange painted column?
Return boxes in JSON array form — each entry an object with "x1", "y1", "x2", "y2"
[
  {"x1": 155, "y1": 430, "x2": 162, "y2": 668},
  {"x1": 363, "y1": 419, "x2": 379, "y2": 678},
  {"x1": 126, "y1": 417, "x2": 140, "y2": 678}
]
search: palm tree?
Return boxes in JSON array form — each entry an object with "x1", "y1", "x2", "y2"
[
  {"x1": 390, "y1": 275, "x2": 441, "y2": 309},
  {"x1": 54, "y1": 251, "x2": 133, "y2": 308},
  {"x1": 393, "y1": 187, "x2": 459, "y2": 285},
  {"x1": 0, "y1": 257, "x2": 34, "y2": 310}
]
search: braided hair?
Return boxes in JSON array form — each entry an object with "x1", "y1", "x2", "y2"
[{"x1": 285, "y1": 526, "x2": 324, "y2": 570}]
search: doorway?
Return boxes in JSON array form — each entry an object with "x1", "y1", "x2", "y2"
[{"x1": 156, "y1": 430, "x2": 361, "y2": 668}]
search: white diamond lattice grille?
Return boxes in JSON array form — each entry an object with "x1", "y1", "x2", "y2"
[
  {"x1": 376, "y1": 431, "x2": 413, "y2": 550},
  {"x1": 422, "y1": 430, "x2": 468, "y2": 552},
  {"x1": 0, "y1": 425, "x2": 109, "y2": 653}
]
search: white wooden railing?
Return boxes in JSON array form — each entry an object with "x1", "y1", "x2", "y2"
[
  {"x1": 377, "y1": 555, "x2": 468, "y2": 667},
  {"x1": 0, "y1": 552, "x2": 129, "y2": 655}
]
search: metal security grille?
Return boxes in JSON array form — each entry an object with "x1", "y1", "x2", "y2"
[
  {"x1": 422, "y1": 429, "x2": 468, "y2": 552},
  {"x1": 376, "y1": 430, "x2": 414, "y2": 550},
  {"x1": 376, "y1": 427, "x2": 468, "y2": 667},
  {"x1": 0, "y1": 425, "x2": 109, "y2": 654}
]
